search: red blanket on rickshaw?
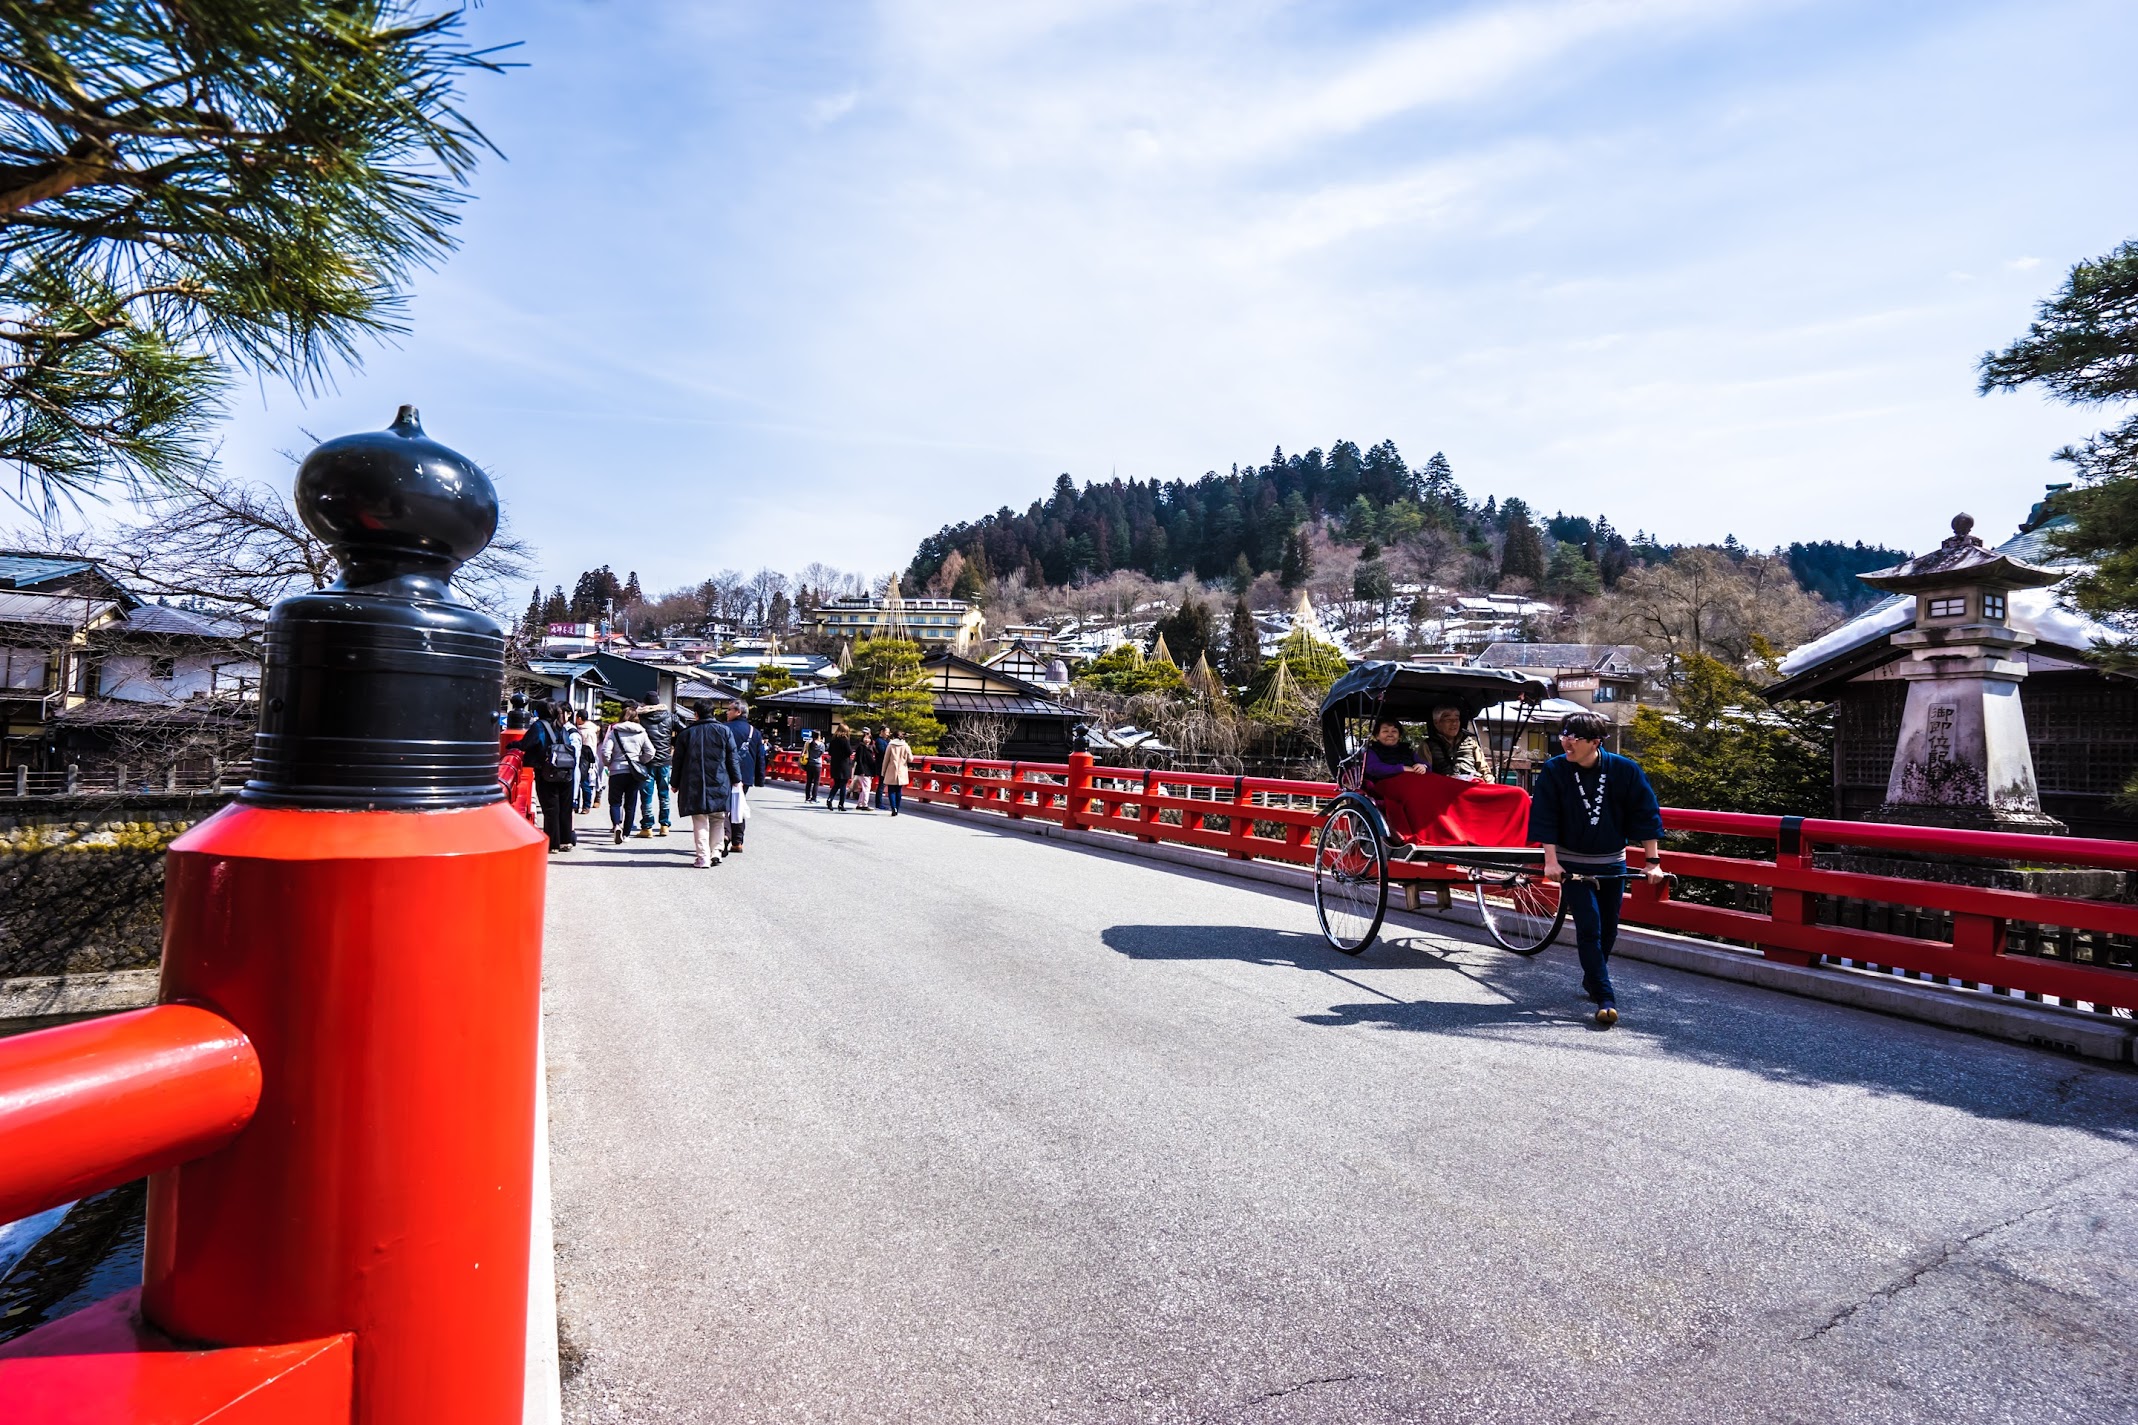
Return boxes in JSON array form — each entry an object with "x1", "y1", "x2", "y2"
[{"x1": 1367, "y1": 769, "x2": 1531, "y2": 847}]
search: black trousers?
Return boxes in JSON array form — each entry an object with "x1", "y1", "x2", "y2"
[{"x1": 535, "y1": 777, "x2": 575, "y2": 849}]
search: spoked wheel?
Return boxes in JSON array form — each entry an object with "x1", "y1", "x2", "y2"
[
  {"x1": 1314, "y1": 803, "x2": 1388, "y2": 955},
  {"x1": 1475, "y1": 873, "x2": 1566, "y2": 955}
]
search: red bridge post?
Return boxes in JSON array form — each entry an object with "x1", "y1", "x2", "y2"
[{"x1": 142, "y1": 409, "x2": 547, "y2": 1425}]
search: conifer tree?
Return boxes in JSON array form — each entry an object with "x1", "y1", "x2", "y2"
[
  {"x1": 845, "y1": 636, "x2": 942, "y2": 750},
  {"x1": 1224, "y1": 594, "x2": 1261, "y2": 686},
  {"x1": 0, "y1": 3, "x2": 512, "y2": 509},
  {"x1": 1499, "y1": 498, "x2": 1547, "y2": 584},
  {"x1": 1981, "y1": 237, "x2": 2138, "y2": 671}
]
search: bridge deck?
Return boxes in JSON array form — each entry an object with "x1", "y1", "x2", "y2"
[{"x1": 544, "y1": 787, "x2": 2138, "y2": 1424}]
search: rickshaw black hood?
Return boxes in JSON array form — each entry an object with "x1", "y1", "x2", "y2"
[{"x1": 1318, "y1": 662, "x2": 1549, "y2": 773}]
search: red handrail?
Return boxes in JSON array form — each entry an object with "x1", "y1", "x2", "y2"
[{"x1": 0, "y1": 1004, "x2": 261, "y2": 1223}]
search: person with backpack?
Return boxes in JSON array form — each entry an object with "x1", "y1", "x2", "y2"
[
  {"x1": 601, "y1": 706, "x2": 656, "y2": 845},
  {"x1": 522, "y1": 700, "x2": 579, "y2": 853},
  {"x1": 722, "y1": 702, "x2": 767, "y2": 851},
  {"x1": 673, "y1": 698, "x2": 744, "y2": 868},
  {"x1": 636, "y1": 699, "x2": 678, "y2": 838}
]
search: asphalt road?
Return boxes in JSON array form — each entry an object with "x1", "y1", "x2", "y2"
[{"x1": 543, "y1": 787, "x2": 2138, "y2": 1425}]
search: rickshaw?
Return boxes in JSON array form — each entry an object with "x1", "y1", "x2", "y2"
[{"x1": 1310, "y1": 662, "x2": 1564, "y2": 957}]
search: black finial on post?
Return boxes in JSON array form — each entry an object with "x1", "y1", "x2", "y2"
[{"x1": 243, "y1": 409, "x2": 510, "y2": 810}]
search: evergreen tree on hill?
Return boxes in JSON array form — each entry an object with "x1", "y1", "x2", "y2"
[
  {"x1": 1224, "y1": 595, "x2": 1261, "y2": 686},
  {"x1": 1499, "y1": 498, "x2": 1546, "y2": 584}
]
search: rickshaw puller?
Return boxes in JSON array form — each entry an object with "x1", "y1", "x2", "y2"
[{"x1": 1527, "y1": 711, "x2": 1667, "y2": 1027}]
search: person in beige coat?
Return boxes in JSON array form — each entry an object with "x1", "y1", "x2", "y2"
[{"x1": 880, "y1": 729, "x2": 914, "y2": 816}]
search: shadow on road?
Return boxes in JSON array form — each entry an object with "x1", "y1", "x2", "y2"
[{"x1": 1102, "y1": 922, "x2": 2138, "y2": 1136}]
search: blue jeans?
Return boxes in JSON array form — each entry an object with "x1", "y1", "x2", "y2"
[
  {"x1": 885, "y1": 784, "x2": 903, "y2": 813},
  {"x1": 640, "y1": 762, "x2": 672, "y2": 829},
  {"x1": 577, "y1": 771, "x2": 595, "y2": 813},
  {"x1": 1562, "y1": 861, "x2": 1625, "y2": 1005}
]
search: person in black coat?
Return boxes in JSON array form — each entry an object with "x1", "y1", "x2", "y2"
[
  {"x1": 1527, "y1": 710, "x2": 1667, "y2": 1027},
  {"x1": 672, "y1": 699, "x2": 744, "y2": 867},
  {"x1": 827, "y1": 725, "x2": 853, "y2": 811}
]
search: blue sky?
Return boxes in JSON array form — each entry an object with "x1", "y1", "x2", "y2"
[{"x1": 210, "y1": 0, "x2": 2138, "y2": 596}]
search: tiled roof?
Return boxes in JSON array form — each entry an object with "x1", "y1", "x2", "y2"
[
  {"x1": 117, "y1": 604, "x2": 251, "y2": 638},
  {"x1": 0, "y1": 554, "x2": 96, "y2": 587},
  {"x1": 1472, "y1": 643, "x2": 1648, "y2": 672},
  {"x1": 932, "y1": 691, "x2": 1078, "y2": 718},
  {"x1": 0, "y1": 589, "x2": 117, "y2": 628}
]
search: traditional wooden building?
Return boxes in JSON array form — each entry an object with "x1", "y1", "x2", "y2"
[
  {"x1": 920, "y1": 653, "x2": 1080, "y2": 759},
  {"x1": 1763, "y1": 496, "x2": 2138, "y2": 839}
]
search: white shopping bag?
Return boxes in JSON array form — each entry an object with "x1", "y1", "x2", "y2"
[{"x1": 729, "y1": 786, "x2": 749, "y2": 823}]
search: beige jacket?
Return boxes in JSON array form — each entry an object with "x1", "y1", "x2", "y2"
[{"x1": 880, "y1": 737, "x2": 914, "y2": 785}]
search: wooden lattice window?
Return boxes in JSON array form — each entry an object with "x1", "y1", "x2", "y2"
[{"x1": 1837, "y1": 683, "x2": 1906, "y2": 789}]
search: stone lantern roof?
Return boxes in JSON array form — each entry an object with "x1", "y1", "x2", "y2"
[{"x1": 1858, "y1": 514, "x2": 2063, "y2": 595}]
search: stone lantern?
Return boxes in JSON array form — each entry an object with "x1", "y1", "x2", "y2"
[{"x1": 1857, "y1": 513, "x2": 2064, "y2": 834}]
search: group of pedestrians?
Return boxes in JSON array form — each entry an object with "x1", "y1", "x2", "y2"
[
  {"x1": 522, "y1": 696, "x2": 768, "y2": 866},
  {"x1": 800, "y1": 723, "x2": 912, "y2": 813}
]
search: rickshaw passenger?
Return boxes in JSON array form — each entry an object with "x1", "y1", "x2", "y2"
[
  {"x1": 1422, "y1": 705, "x2": 1485, "y2": 779},
  {"x1": 1362, "y1": 717, "x2": 1425, "y2": 782}
]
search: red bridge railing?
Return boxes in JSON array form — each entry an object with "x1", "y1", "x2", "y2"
[{"x1": 769, "y1": 749, "x2": 2138, "y2": 1016}]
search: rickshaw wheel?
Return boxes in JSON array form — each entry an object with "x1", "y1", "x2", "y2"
[
  {"x1": 1314, "y1": 803, "x2": 1388, "y2": 955},
  {"x1": 1475, "y1": 874, "x2": 1565, "y2": 955}
]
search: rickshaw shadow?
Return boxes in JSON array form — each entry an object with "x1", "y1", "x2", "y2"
[{"x1": 1101, "y1": 923, "x2": 1461, "y2": 974}]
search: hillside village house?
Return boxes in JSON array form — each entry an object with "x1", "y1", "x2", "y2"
[
  {"x1": 806, "y1": 594, "x2": 984, "y2": 651},
  {"x1": 1469, "y1": 643, "x2": 1656, "y2": 752},
  {"x1": 1763, "y1": 494, "x2": 2138, "y2": 840}
]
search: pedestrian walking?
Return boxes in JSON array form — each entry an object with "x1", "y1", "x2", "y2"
[
  {"x1": 722, "y1": 701, "x2": 766, "y2": 851},
  {"x1": 673, "y1": 698, "x2": 744, "y2": 868},
  {"x1": 1528, "y1": 710, "x2": 1667, "y2": 1029},
  {"x1": 801, "y1": 731, "x2": 824, "y2": 802},
  {"x1": 523, "y1": 700, "x2": 579, "y2": 852},
  {"x1": 573, "y1": 712, "x2": 599, "y2": 812},
  {"x1": 637, "y1": 699, "x2": 677, "y2": 837},
  {"x1": 601, "y1": 706, "x2": 656, "y2": 845},
  {"x1": 880, "y1": 727, "x2": 913, "y2": 815},
  {"x1": 850, "y1": 727, "x2": 879, "y2": 811},
  {"x1": 827, "y1": 724, "x2": 853, "y2": 811},
  {"x1": 870, "y1": 726, "x2": 890, "y2": 808}
]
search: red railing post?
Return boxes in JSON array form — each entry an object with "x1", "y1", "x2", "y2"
[
  {"x1": 1227, "y1": 776, "x2": 1254, "y2": 860},
  {"x1": 1761, "y1": 815, "x2": 1816, "y2": 966},
  {"x1": 1064, "y1": 751, "x2": 1093, "y2": 831},
  {"x1": 142, "y1": 410, "x2": 547, "y2": 1425}
]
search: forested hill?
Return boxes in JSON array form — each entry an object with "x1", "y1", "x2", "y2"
[{"x1": 905, "y1": 441, "x2": 1906, "y2": 610}]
